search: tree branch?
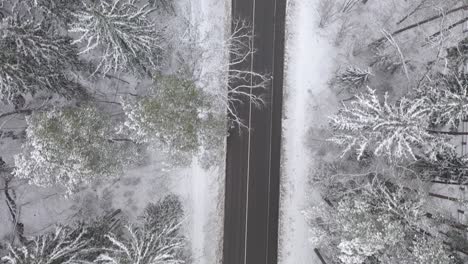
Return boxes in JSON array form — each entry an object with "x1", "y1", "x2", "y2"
[
  {"x1": 426, "y1": 129, "x2": 468, "y2": 135},
  {"x1": 0, "y1": 109, "x2": 33, "y2": 119}
]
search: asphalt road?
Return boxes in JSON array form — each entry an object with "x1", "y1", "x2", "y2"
[{"x1": 223, "y1": 0, "x2": 286, "y2": 262}]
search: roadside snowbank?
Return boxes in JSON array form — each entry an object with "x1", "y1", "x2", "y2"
[{"x1": 279, "y1": 0, "x2": 338, "y2": 263}]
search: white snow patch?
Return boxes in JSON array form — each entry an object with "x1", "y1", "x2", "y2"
[{"x1": 279, "y1": 0, "x2": 337, "y2": 263}]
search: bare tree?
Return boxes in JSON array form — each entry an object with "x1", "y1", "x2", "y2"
[{"x1": 220, "y1": 19, "x2": 270, "y2": 129}]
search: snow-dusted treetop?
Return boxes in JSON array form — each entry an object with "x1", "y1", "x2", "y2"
[
  {"x1": 70, "y1": 0, "x2": 164, "y2": 76},
  {"x1": 329, "y1": 88, "x2": 452, "y2": 161},
  {"x1": 122, "y1": 74, "x2": 206, "y2": 163},
  {"x1": 14, "y1": 106, "x2": 137, "y2": 195},
  {"x1": 1, "y1": 225, "x2": 95, "y2": 264},
  {"x1": 0, "y1": 14, "x2": 86, "y2": 103},
  {"x1": 417, "y1": 73, "x2": 468, "y2": 130}
]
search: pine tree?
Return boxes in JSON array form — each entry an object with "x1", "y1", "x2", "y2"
[
  {"x1": 1, "y1": 225, "x2": 96, "y2": 264},
  {"x1": 24, "y1": 0, "x2": 85, "y2": 28},
  {"x1": 308, "y1": 176, "x2": 455, "y2": 264},
  {"x1": 141, "y1": 194, "x2": 184, "y2": 234},
  {"x1": 122, "y1": 74, "x2": 205, "y2": 162},
  {"x1": 70, "y1": 0, "x2": 164, "y2": 76},
  {"x1": 14, "y1": 105, "x2": 137, "y2": 195},
  {"x1": 417, "y1": 73, "x2": 468, "y2": 130},
  {"x1": 329, "y1": 88, "x2": 452, "y2": 161},
  {"x1": 0, "y1": 14, "x2": 87, "y2": 103},
  {"x1": 332, "y1": 66, "x2": 372, "y2": 92},
  {"x1": 95, "y1": 224, "x2": 186, "y2": 264}
]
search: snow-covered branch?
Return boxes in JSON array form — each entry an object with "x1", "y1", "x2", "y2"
[
  {"x1": 0, "y1": 15, "x2": 87, "y2": 103},
  {"x1": 329, "y1": 88, "x2": 452, "y2": 161},
  {"x1": 1, "y1": 225, "x2": 95, "y2": 263},
  {"x1": 95, "y1": 223, "x2": 186, "y2": 264},
  {"x1": 70, "y1": 0, "x2": 164, "y2": 76}
]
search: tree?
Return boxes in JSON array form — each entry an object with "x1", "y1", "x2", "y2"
[
  {"x1": 0, "y1": 14, "x2": 87, "y2": 104},
  {"x1": 70, "y1": 0, "x2": 164, "y2": 76},
  {"x1": 415, "y1": 37, "x2": 468, "y2": 130},
  {"x1": 1, "y1": 225, "x2": 96, "y2": 264},
  {"x1": 141, "y1": 194, "x2": 184, "y2": 233},
  {"x1": 14, "y1": 105, "x2": 137, "y2": 195},
  {"x1": 415, "y1": 72, "x2": 468, "y2": 129},
  {"x1": 122, "y1": 74, "x2": 206, "y2": 163},
  {"x1": 331, "y1": 66, "x2": 372, "y2": 94},
  {"x1": 329, "y1": 88, "x2": 452, "y2": 161},
  {"x1": 307, "y1": 176, "x2": 457, "y2": 264},
  {"x1": 216, "y1": 19, "x2": 270, "y2": 128},
  {"x1": 335, "y1": 198, "x2": 406, "y2": 264},
  {"x1": 23, "y1": 0, "x2": 85, "y2": 28},
  {"x1": 94, "y1": 224, "x2": 186, "y2": 264}
]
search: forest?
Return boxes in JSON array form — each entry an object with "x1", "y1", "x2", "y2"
[
  {"x1": 308, "y1": 0, "x2": 468, "y2": 263},
  {"x1": 0, "y1": 0, "x2": 256, "y2": 262}
]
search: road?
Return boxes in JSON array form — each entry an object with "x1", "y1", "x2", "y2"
[{"x1": 223, "y1": 0, "x2": 286, "y2": 262}]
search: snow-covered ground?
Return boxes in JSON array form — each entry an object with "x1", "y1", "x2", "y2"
[{"x1": 279, "y1": 0, "x2": 338, "y2": 263}]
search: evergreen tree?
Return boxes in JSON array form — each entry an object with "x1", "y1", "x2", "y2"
[
  {"x1": 14, "y1": 105, "x2": 137, "y2": 194},
  {"x1": 24, "y1": 0, "x2": 85, "y2": 28},
  {"x1": 0, "y1": 14, "x2": 87, "y2": 103},
  {"x1": 141, "y1": 194, "x2": 184, "y2": 234},
  {"x1": 95, "y1": 224, "x2": 186, "y2": 264},
  {"x1": 122, "y1": 74, "x2": 206, "y2": 162},
  {"x1": 417, "y1": 73, "x2": 468, "y2": 130},
  {"x1": 1, "y1": 225, "x2": 96, "y2": 264},
  {"x1": 70, "y1": 0, "x2": 164, "y2": 76},
  {"x1": 308, "y1": 177, "x2": 456, "y2": 264},
  {"x1": 329, "y1": 88, "x2": 452, "y2": 161}
]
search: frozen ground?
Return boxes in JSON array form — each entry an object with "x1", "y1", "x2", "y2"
[{"x1": 278, "y1": 0, "x2": 338, "y2": 263}]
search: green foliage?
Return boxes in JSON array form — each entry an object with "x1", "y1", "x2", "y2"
[
  {"x1": 123, "y1": 75, "x2": 206, "y2": 162},
  {"x1": 14, "y1": 105, "x2": 136, "y2": 194}
]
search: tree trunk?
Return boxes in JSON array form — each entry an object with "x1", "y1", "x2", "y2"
[
  {"x1": 426, "y1": 129, "x2": 468, "y2": 135},
  {"x1": 314, "y1": 248, "x2": 328, "y2": 264},
  {"x1": 429, "y1": 192, "x2": 459, "y2": 202},
  {"x1": 372, "y1": 4, "x2": 468, "y2": 45}
]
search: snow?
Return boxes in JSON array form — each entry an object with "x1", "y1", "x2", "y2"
[
  {"x1": 171, "y1": 0, "x2": 229, "y2": 263},
  {"x1": 279, "y1": 0, "x2": 338, "y2": 263}
]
